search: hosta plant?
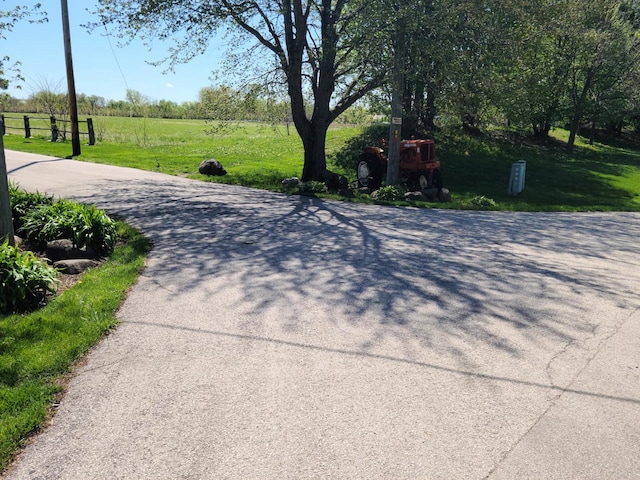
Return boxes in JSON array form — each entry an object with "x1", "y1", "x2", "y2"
[{"x1": 0, "y1": 240, "x2": 58, "y2": 314}]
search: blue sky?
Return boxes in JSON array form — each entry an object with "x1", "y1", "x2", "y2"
[{"x1": 3, "y1": 1, "x2": 226, "y2": 103}]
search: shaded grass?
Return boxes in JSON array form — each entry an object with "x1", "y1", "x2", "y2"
[
  {"x1": 0, "y1": 223, "x2": 150, "y2": 472},
  {"x1": 435, "y1": 128, "x2": 640, "y2": 211},
  {"x1": 4, "y1": 115, "x2": 640, "y2": 211}
]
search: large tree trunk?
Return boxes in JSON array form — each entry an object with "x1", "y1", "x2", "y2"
[{"x1": 300, "y1": 122, "x2": 329, "y2": 181}]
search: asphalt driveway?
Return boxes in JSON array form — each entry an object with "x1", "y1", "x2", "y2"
[{"x1": 3, "y1": 150, "x2": 640, "y2": 479}]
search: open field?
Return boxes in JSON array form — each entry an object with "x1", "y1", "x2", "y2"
[{"x1": 3, "y1": 115, "x2": 640, "y2": 211}]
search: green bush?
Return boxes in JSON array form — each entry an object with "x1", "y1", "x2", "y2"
[
  {"x1": 8, "y1": 183, "x2": 54, "y2": 232},
  {"x1": 19, "y1": 200, "x2": 78, "y2": 245},
  {"x1": 297, "y1": 181, "x2": 328, "y2": 194},
  {"x1": 372, "y1": 185, "x2": 405, "y2": 202},
  {"x1": 74, "y1": 205, "x2": 119, "y2": 256},
  {"x1": 467, "y1": 195, "x2": 499, "y2": 210},
  {"x1": 17, "y1": 200, "x2": 118, "y2": 256},
  {"x1": 0, "y1": 240, "x2": 58, "y2": 314}
]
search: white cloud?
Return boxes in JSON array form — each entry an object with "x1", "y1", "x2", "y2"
[{"x1": 166, "y1": 83, "x2": 175, "y2": 89}]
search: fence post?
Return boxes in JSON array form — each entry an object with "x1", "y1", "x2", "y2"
[
  {"x1": 0, "y1": 115, "x2": 4, "y2": 135},
  {"x1": 50, "y1": 116, "x2": 59, "y2": 142},
  {"x1": 87, "y1": 117, "x2": 95, "y2": 145},
  {"x1": 23, "y1": 116, "x2": 31, "y2": 138}
]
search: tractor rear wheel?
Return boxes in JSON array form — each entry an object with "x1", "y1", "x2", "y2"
[{"x1": 357, "y1": 154, "x2": 383, "y2": 189}]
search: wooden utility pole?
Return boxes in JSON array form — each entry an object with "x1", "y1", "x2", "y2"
[
  {"x1": 0, "y1": 119, "x2": 15, "y2": 245},
  {"x1": 61, "y1": 0, "x2": 81, "y2": 157},
  {"x1": 386, "y1": 15, "x2": 406, "y2": 187}
]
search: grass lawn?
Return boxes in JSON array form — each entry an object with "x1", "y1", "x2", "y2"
[
  {"x1": 3, "y1": 114, "x2": 640, "y2": 211},
  {"x1": 0, "y1": 223, "x2": 150, "y2": 471}
]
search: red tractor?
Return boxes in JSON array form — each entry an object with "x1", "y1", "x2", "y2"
[{"x1": 356, "y1": 138, "x2": 442, "y2": 192}]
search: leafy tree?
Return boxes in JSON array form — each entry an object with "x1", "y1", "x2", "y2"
[
  {"x1": 126, "y1": 89, "x2": 151, "y2": 117},
  {"x1": 564, "y1": 0, "x2": 640, "y2": 150},
  {"x1": 485, "y1": 1, "x2": 573, "y2": 139},
  {"x1": 29, "y1": 78, "x2": 68, "y2": 116},
  {"x1": 91, "y1": 0, "x2": 391, "y2": 181}
]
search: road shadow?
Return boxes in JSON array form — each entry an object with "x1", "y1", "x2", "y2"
[{"x1": 64, "y1": 177, "x2": 640, "y2": 380}]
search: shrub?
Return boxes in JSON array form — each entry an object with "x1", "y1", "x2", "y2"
[
  {"x1": 74, "y1": 205, "x2": 118, "y2": 256},
  {"x1": 371, "y1": 185, "x2": 405, "y2": 202},
  {"x1": 468, "y1": 195, "x2": 498, "y2": 210},
  {"x1": 297, "y1": 181, "x2": 328, "y2": 194},
  {"x1": 17, "y1": 200, "x2": 118, "y2": 256},
  {"x1": 0, "y1": 240, "x2": 58, "y2": 314},
  {"x1": 8, "y1": 183, "x2": 54, "y2": 231},
  {"x1": 19, "y1": 200, "x2": 78, "y2": 245}
]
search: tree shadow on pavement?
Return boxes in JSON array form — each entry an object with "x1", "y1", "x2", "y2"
[{"x1": 68, "y1": 177, "x2": 640, "y2": 393}]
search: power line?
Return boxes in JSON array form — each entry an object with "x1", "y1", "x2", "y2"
[{"x1": 103, "y1": 24, "x2": 130, "y2": 94}]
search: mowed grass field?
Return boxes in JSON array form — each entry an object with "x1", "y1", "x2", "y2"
[{"x1": 3, "y1": 114, "x2": 640, "y2": 211}]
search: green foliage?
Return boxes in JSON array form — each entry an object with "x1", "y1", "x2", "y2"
[
  {"x1": 0, "y1": 240, "x2": 57, "y2": 315},
  {"x1": 74, "y1": 206, "x2": 118, "y2": 256},
  {"x1": 372, "y1": 185, "x2": 405, "y2": 202},
  {"x1": 297, "y1": 181, "x2": 328, "y2": 194},
  {"x1": 18, "y1": 200, "x2": 77, "y2": 244},
  {"x1": 467, "y1": 196, "x2": 499, "y2": 210},
  {"x1": 17, "y1": 200, "x2": 118, "y2": 256},
  {"x1": 8, "y1": 183, "x2": 53, "y2": 231}
]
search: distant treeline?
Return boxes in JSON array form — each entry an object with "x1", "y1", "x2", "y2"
[{"x1": 0, "y1": 85, "x2": 372, "y2": 125}]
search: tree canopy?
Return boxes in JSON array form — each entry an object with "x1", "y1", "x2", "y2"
[{"x1": 92, "y1": 0, "x2": 393, "y2": 181}]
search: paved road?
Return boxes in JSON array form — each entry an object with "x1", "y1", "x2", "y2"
[{"x1": 3, "y1": 150, "x2": 640, "y2": 479}]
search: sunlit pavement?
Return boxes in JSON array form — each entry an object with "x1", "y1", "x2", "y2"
[{"x1": 4, "y1": 149, "x2": 640, "y2": 479}]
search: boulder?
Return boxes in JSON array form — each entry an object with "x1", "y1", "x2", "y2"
[
  {"x1": 404, "y1": 191, "x2": 427, "y2": 202},
  {"x1": 198, "y1": 159, "x2": 227, "y2": 176},
  {"x1": 46, "y1": 239, "x2": 94, "y2": 261},
  {"x1": 322, "y1": 170, "x2": 348, "y2": 191},
  {"x1": 421, "y1": 186, "x2": 439, "y2": 200},
  {"x1": 53, "y1": 259, "x2": 99, "y2": 275},
  {"x1": 438, "y1": 188, "x2": 452, "y2": 202},
  {"x1": 281, "y1": 177, "x2": 300, "y2": 188}
]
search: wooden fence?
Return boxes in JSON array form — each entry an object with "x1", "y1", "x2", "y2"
[{"x1": 0, "y1": 114, "x2": 95, "y2": 146}]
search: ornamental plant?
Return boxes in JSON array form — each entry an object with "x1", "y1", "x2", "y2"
[{"x1": 0, "y1": 240, "x2": 58, "y2": 314}]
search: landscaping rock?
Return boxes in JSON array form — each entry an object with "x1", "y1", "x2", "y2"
[
  {"x1": 53, "y1": 259, "x2": 99, "y2": 275},
  {"x1": 46, "y1": 239, "x2": 94, "y2": 261},
  {"x1": 438, "y1": 188, "x2": 452, "y2": 202},
  {"x1": 404, "y1": 191, "x2": 427, "y2": 202},
  {"x1": 421, "y1": 187, "x2": 439, "y2": 200},
  {"x1": 322, "y1": 170, "x2": 348, "y2": 191},
  {"x1": 198, "y1": 159, "x2": 227, "y2": 176},
  {"x1": 281, "y1": 177, "x2": 300, "y2": 188}
]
